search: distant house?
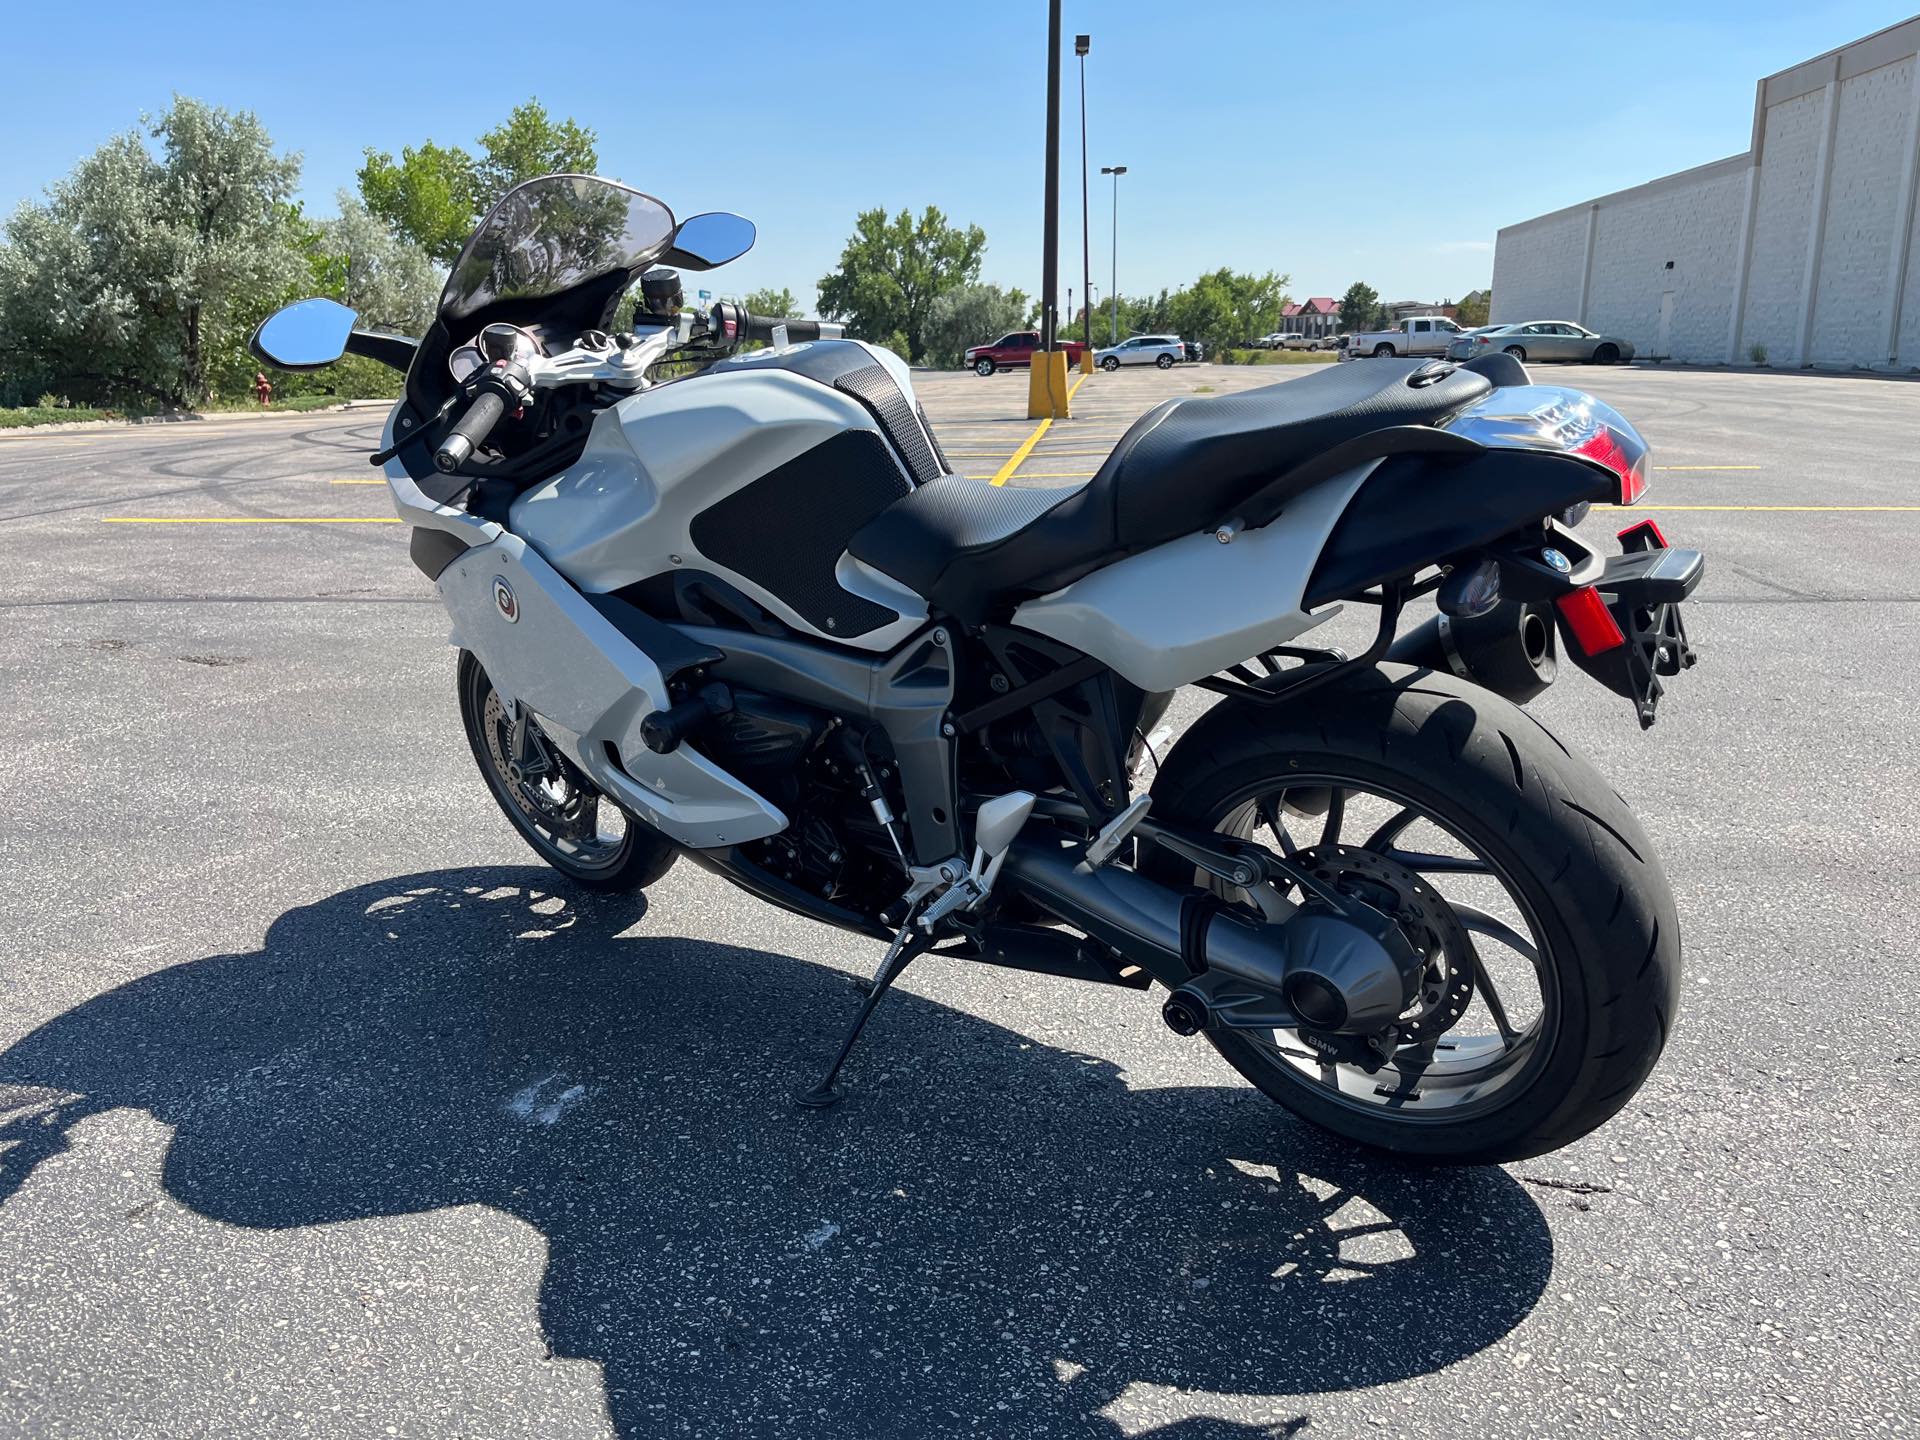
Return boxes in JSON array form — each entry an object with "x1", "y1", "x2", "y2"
[
  {"x1": 1281, "y1": 296, "x2": 1341, "y2": 339},
  {"x1": 1385, "y1": 299, "x2": 1460, "y2": 324}
]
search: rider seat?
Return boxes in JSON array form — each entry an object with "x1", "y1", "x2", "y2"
[{"x1": 848, "y1": 358, "x2": 1491, "y2": 622}]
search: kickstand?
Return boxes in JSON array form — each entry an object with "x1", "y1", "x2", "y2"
[{"x1": 793, "y1": 915, "x2": 933, "y2": 1109}]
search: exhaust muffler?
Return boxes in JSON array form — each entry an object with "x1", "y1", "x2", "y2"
[
  {"x1": 999, "y1": 840, "x2": 1414, "y2": 1036},
  {"x1": 1386, "y1": 597, "x2": 1557, "y2": 703}
]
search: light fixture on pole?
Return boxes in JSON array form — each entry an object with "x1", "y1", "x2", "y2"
[
  {"x1": 1075, "y1": 33, "x2": 1092, "y2": 371},
  {"x1": 1100, "y1": 164, "x2": 1128, "y2": 345}
]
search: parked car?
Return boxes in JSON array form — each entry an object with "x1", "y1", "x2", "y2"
[
  {"x1": 1444, "y1": 325, "x2": 1508, "y2": 360},
  {"x1": 1346, "y1": 315, "x2": 1467, "y2": 358},
  {"x1": 964, "y1": 330, "x2": 1089, "y2": 376},
  {"x1": 1095, "y1": 334, "x2": 1186, "y2": 370},
  {"x1": 1247, "y1": 332, "x2": 1285, "y2": 350},
  {"x1": 1450, "y1": 321, "x2": 1636, "y2": 365},
  {"x1": 1269, "y1": 331, "x2": 1310, "y2": 350}
]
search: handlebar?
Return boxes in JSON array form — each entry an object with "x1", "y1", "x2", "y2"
[
  {"x1": 433, "y1": 390, "x2": 507, "y2": 473},
  {"x1": 711, "y1": 302, "x2": 845, "y2": 348}
]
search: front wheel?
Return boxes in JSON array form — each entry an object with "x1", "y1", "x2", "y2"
[
  {"x1": 1593, "y1": 343, "x2": 1619, "y2": 365},
  {"x1": 1144, "y1": 665, "x2": 1680, "y2": 1164},
  {"x1": 974, "y1": 358, "x2": 996, "y2": 376},
  {"x1": 1101, "y1": 356, "x2": 1120, "y2": 371},
  {"x1": 457, "y1": 651, "x2": 677, "y2": 892}
]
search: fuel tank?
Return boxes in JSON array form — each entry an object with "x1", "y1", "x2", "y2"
[{"x1": 509, "y1": 340, "x2": 938, "y2": 650}]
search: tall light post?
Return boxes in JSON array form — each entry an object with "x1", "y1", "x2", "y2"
[
  {"x1": 1076, "y1": 34, "x2": 1092, "y2": 365},
  {"x1": 1100, "y1": 165, "x2": 1128, "y2": 345}
]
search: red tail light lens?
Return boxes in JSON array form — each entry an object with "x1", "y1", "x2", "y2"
[{"x1": 1556, "y1": 585, "x2": 1626, "y2": 655}]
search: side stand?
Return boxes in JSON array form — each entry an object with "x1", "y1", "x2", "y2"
[{"x1": 792, "y1": 917, "x2": 934, "y2": 1109}]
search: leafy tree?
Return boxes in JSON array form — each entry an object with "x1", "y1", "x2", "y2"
[
  {"x1": 313, "y1": 192, "x2": 439, "y2": 334},
  {"x1": 1164, "y1": 267, "x2": 1289, "y2": 354},
  {"x1": 358, "y1": 100, "x2": 597, "y2": 264},
  {"x1": 816, "y1": 206, "x2": 987, "y2": 363},
  {"x1": 744, "y1": 286, "x2": 799, "y2": 319},
  {"x1": 1455, "y1": 289, "x2": 1490, "y2": 327},
  {"x1": 0, "y1": 96, "x2": 303, "y2": 407},
  {"x1": 357, "y1": 141, "x2": 477, "y2": 265},
  {"x1": 924, "y1": 282, "x2": 1031, "y2": 368},
  {"x1": 473, "y1": 101, "x2": 597, "y2": 211},
  {"x1": 1339, "y1": 282, "x2": 1379, "y2": 335}
]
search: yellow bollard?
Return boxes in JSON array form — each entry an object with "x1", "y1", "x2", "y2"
[
  {"x1": 1026, "y1": 349, "x2": 1073, "y2": 419},
  {"x1": 1079, "y1": 348, "x2": 1095, "y2": 375}
]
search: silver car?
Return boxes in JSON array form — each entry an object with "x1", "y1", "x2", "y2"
[
  {"x1": 1450, "y1": 321, "x2": 1635, "y2": 365},
  {"x1": 1096, "y1": 334, "x2": 1186, "y2": 370}
]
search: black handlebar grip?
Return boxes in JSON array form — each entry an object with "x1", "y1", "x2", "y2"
[
  {"x1": 433, "y1": 389, "x2": 509, "y2": 473},
  {"x1": 739, "y1": 312, "x2": 843, "y2": 345}
]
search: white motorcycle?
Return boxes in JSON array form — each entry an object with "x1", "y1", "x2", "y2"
[{"x1": 254, "y1": 174, "x2": 1703, "y2": 1163}]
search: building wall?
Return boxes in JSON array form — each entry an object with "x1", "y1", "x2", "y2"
[
  {"x1": 1810, "y1": 57, "x2": 1915, "y2": 364},
  {"x1": 1491, "y1": 16, "x2": 1920, "y2": 370},
  {"x1": 1489, "y1": 211, "x2": 1588, "y2": 326},
  {"x1": 1585, "y1": 165, "x2": 1748, "y2": 362}
]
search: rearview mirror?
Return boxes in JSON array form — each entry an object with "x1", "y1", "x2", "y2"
[
  {"x1": 251, "y1": 297, "x2": 357, "y2": 370},
  {"x1": 663, "y1": 212, "x2": 756, "y2": 271}
]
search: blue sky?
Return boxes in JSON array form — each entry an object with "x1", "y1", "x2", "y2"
[{"x1": 4, "y1": 1, "x2": 1915, "y2": 311}]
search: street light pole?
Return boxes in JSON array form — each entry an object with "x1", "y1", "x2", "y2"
[
  {"x1": 1076, "y1": 33, "x2": 1091, "y2": 361},
  {"x1": 1040, "y1": 0, "x2": 1062, "y2": 355},
  {"x1": 1101, "y1": 164, "x2": 1127, "y2": 345}
]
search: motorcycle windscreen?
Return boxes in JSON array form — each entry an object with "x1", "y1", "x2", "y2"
[
  {"x1": 1442, "y1": 385, "x2": 1649, "y2": 504},
  {"x1": 440, "y1": 175, "x2": 677, "y2": 321}
]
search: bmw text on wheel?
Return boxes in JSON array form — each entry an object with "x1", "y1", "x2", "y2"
[{"x1": 251, "y1": 175, "x2": 1703, "y2": 1163}]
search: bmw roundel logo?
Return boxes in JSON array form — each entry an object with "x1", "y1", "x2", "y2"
[{"x1": 492, "y1": 576, "x2": 519, "y2": 623}]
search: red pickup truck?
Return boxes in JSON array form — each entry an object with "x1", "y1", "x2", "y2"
[{"x1": 964, "y1": 330, "x2": 1089, "y2": 376}]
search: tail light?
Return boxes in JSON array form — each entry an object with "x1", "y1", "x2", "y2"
[{"x1": 1442, "y1": 385, "x2": 1651, "y2": 506}]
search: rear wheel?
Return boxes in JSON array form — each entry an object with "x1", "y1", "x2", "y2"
[
  {"x1": 975, "y1": 358, "x2": 996, "y2": 376},
  {"x1": 1503, "y1": 344, "x2": 1527, "y2": 361},
  {"x1": 1156, "y1": 352, "x2": 1175, "y2": 369},
  {"x1": 1101, "y1": 356, "x2": 1120, "y2": 371},
  {"x1": 1143, "y1": 665, "x2": 1680, "y2": 1164},
  {"x1": 457, "y1": 651, "x2": 676, "y2": 892},
  {"x1": 1593, "y1": 343, "x2": 1619, "y2": 365},
  {"x1": 1372, "y1": 343, "x2": 1395, "y2": 357}
]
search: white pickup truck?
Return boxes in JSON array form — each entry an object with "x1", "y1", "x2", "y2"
[{"x1": 1345, "y1": 315, "x2": 1466, "y2": 359}]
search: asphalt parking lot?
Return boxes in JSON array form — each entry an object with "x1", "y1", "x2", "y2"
[{"x1": 1, "y1": 359, "x2": 1915, "y2": 1438}]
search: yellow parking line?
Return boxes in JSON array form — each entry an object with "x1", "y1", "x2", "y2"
[
  {"x1": 990, "y1": 375, "x2": 1087, "y2": 486},
  {"x1": 1597, "y1": 504, "x2": 1920, "y2": 512},
  {"x1": 101, "y1": 516, "x2": 403, "y2": 524}
]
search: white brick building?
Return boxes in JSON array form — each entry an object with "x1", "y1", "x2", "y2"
[{"x1": 1491, "y1": 16, "x2": 1920, "y2": 369}]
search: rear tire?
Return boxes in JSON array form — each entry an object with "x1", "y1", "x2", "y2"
[
  {"x1": 1372, "y1": 343, "x2": 1395, "y2": 357},
  {"x1": 458, "y1": 651, "x2": 677, "y2": 893},
  {"x1": 1156, "y1": 352, "x2": 1175, "y2": 369},
  {"x1": 1143, "y1": 664, "x2": 1681, "y2": 1165},
  {"x1": 1101, "y1": 356, "x2": 1120, "y2": 371},
  {"x1": 1504, "y1": 345, "x2": 1527, "y2": 361}
]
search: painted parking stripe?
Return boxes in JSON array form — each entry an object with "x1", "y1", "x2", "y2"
[
  {"x1": 101, "y1": 516, "x2": 403, "y2": 524},
  {"x1": 990, "y1": 374, "x2": 1089, "y2": 486}
]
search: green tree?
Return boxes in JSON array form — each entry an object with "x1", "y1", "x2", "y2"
[
  {"x1": 1160, "y1": 268, "x2": 1291, "y2": 356},
  {"x1": 1455, "y1": 289, "x2": 1490, "y2": 327},
  {"x1": 816, "y1": 206, "x2": 987, "y2": 363},
  {"x1": 357, "y1": 141, "x2": 477, "y2": 264},
  {"x1": 358, "y1": 100, "x2": 597, "y2": 264},
  {"x1": 924, "y1": 282, "x2": 1031, "y2": 368},
  {"x1": 0, "y1": 96, "x2": 303, "y2": 407},
  {"x1": 314, "y1": 192, "x2": 440, "y2": 334},
  {"x1": 473, "y1": 101, "x2": 598, "y2": 211},
  {"x1": 1338, "y1": 282, "x2": 1379, "y2": 335},
  {"x1": 744, "y1": 286, "x2": 799, "y2": 319}
]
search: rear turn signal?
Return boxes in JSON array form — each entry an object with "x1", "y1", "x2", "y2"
[{"x1": 1555, "y1": 585, "x2": 1626, "y2": 655}]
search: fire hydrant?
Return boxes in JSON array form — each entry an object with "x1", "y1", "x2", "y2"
[{"x1": 254, "y1": 372, "x2": 273, "y2": 407}]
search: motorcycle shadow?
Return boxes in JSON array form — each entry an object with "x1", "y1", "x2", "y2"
[{"x1": 0, "y1": 868, "x2": 1552, "y2": 1439}]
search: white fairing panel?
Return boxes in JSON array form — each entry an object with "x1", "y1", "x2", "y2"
[
  {"x1": 437, "y1": 529, "x2": 786, "y2": 848},
  {"x1": 507, "y1": 345, "x2": 928, "y2": 652},
  {"x1": 1009, "y1": 462, "x2": 1378, "y2": 692}
]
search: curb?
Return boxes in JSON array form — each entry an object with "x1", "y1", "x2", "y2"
[{"x1": 0, "y1": 399, "x2": 397, "y2": 438}]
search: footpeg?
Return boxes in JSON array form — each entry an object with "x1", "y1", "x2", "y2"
[{"x1": 1086, "y1": 795, "x2": 1152, "y2": 868}]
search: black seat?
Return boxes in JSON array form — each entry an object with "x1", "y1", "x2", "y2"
[{"x1": 849, "y1": 358, "x2": 1490, "y2": 622}]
